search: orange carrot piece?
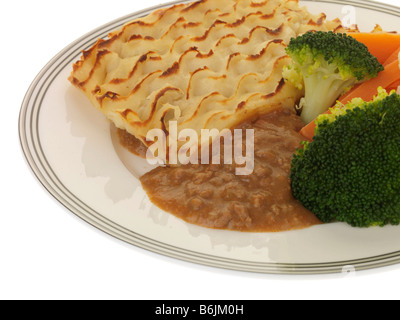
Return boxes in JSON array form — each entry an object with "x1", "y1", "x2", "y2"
[
  {"x1": 384, "y1": 46, "x2": 400, "y2": 66},
  {"x1": 299, "y1": 115, "x2": 328, "y2": 141},
  {"x1": 339, "y1": 59, "x2": 400, "y2": 103},
  {"x1": 348, "y1": 33, "x2": 400, "y2": 64},
  {"x1": 300, "y1": 59, "x2": 400, "y2": 140},
  {"x1": 387, "y1": 79, "x2": 400, "y2": 92}
]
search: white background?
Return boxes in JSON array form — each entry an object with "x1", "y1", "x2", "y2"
[{"x1": 2, "y1": 0, "x2": 400, "y2": 300}]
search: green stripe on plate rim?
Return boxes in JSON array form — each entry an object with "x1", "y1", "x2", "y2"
[{"x1": 18, "y1": 0, "x2": 400, "y2": 275}]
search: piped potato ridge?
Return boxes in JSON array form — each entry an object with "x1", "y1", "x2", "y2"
[{"x1": 69, "y1": 0, "x2": 354, "y2": 151}]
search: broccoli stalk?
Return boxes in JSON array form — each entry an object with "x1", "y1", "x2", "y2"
[
  {"x1": 290, "y1": 88, "x2": 400, "y2": 228},
  {"x1": 283, "y1": 31, "x2": 384, "y2": 124}
]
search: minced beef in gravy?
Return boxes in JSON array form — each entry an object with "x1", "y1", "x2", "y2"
[{"x1": 120, "y1": 108, "x2": 321, "y2": 232}]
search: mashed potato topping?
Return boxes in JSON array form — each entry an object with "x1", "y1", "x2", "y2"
[{"x1": 69, "y1": 0, "x2": 352, "y2": 152}]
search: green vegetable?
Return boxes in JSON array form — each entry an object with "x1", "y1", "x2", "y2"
[
  {"x1": 290, "y1": 88, "x2": 400, "y2": 228},
  {"x1": 283, "y1": 31, "x2": 384, "y2": 124}
]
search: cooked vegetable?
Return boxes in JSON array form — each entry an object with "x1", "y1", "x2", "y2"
[
  {"x1": 300, "y1": 58, "x2": 400, "y2": 140},
  {"x1": 384, "y1": 46, "x2": 400, "y2": 91},
  {"x1": 339, "y1": 59, "x2": 400, "y2": 104},
  {"x1": 291, "y1": 88, "x2": 400, "y2": 228},
  {"x1": 387, "y1": 79, "x2": 400, "y2": 92},
  {"x1": 384, "y1": 46, "x2": 400, "y2": 66},
  {"x1": 283, "y1": 31, "x2": 384, "y2": 124},
  {"x1": 348, "y1": 32, "x2": 400, "y2": 64}
]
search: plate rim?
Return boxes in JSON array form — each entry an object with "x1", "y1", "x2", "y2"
[{"x1": 18, "y1": 0, "x2": 400, "y2": 275}]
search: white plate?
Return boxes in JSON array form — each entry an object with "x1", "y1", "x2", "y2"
[{"x1": 19, "y1": 0, "x2": 400, "y2": 274}]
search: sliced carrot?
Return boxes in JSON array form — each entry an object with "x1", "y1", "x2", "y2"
[
  {"x1": 348, "y1": 32, "x2": 400, "y2": 64},
  {"x1": 299, "y1": 114, "x2": 327, "y2": 141},
  {"x1": 384, "y1": 46, "x2": 400, "y2": 66},
  {"x1": 338, "y1": 59, "x2": 400, "y2": 103},
  {"x1": 300, "y1": 59, "x2": 400, "y2": 140},
  {"x1": 337, "y1": 83, "x2": 362, "y2": 105},
  {"x1": 387, "y1": 79, "x2": 400, "y2": 92}
]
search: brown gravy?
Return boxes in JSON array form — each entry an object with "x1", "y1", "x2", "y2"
[
  {"x1": 117, "y1": 128, "x2": 148, "y2": 158},
  {"x1": 119, "y1": 109, "x2": 321, "y2": 232}
]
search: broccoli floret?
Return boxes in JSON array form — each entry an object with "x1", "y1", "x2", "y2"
[
  {"x1": 290, "y1": 88, "x2": 400, "y2": 228},
  {"x1": 283, "y1": 31, "x2": 384, "y2": 124}
]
